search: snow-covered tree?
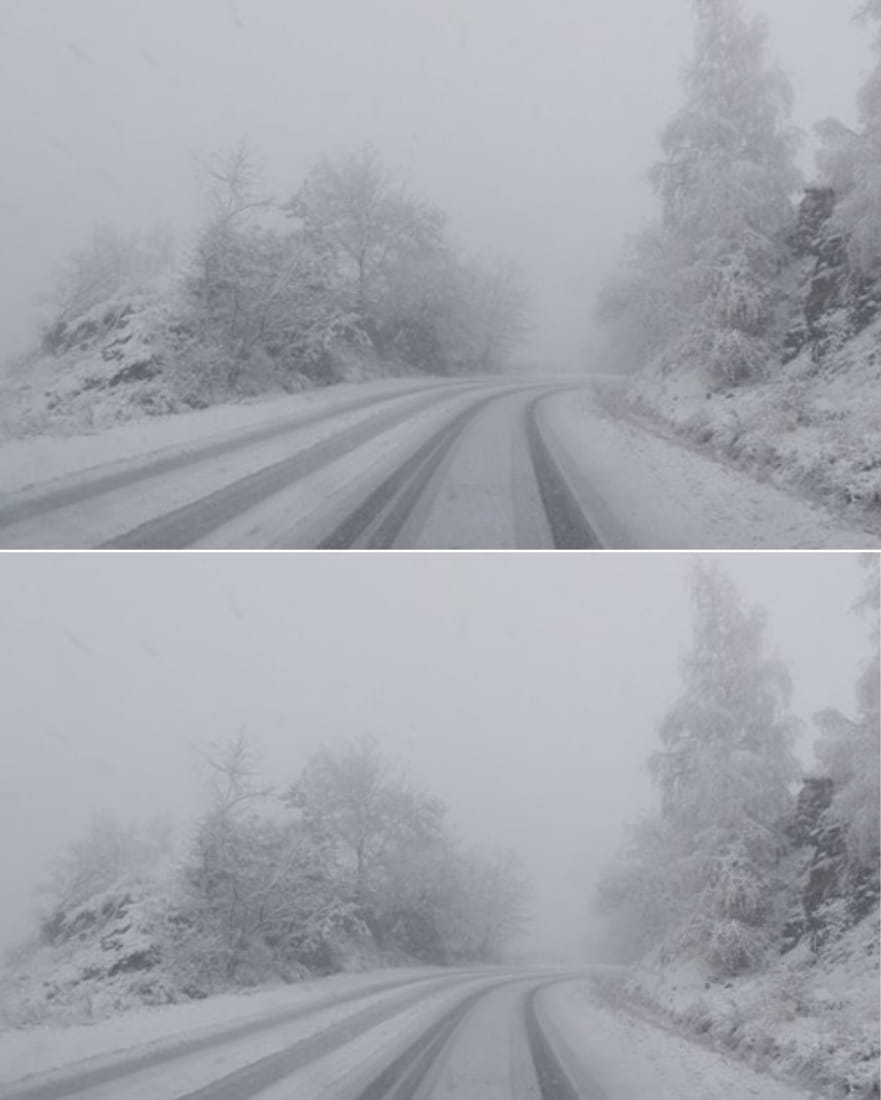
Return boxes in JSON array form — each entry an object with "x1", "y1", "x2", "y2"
[
  {"x1": 599, "y1": 0, "x2": 801, "y2": 382},
  {"x1": 455, "y1": 848, "x2": 530, "y2": 961},
  {"x1": 815, "y1": 4, "x2": 881, "y2": 274},
  {"x1": 648, "y1": 563, "x2": 800, "y2": 973},
  {"x1": 595, "y1": 224, "x2": 691, "y2": 372},
  {"x1": 595, "y1": 565, "x2": 801, "y2": 975},
  {"x1": 593, "y1": 815, "x2": 689, "y2": 961},
  {"x1": 462, "y1": 259, "x2": 532, "y2": 373},
  {"x1": 180, "y1": 733, "x2": 363, "y2": 983},
  {"x1": 286, "y1": 737, "x2": 444, "y2": 909},
  {"x1": 288, "y1": 146, "x2": 445, "y2": 332},
  {"x1": 42, "y1": 815, "x2": 173, "y2": 918},
  {"x1": 42, "y1": 224, "x2": 175, "y2": 352},
  {"x1": 813, "y1": 556, "x2": 880, "y2": 871}
]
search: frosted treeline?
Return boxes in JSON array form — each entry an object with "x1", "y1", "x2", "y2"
[
  {"x1": 24, "y1": 738, "x2": 528, "y2": 1010},
  {"x1": 594, "y1": 558, "x2": 880, "y2": 977},
  {"x1": 597, "y1": 0, "x2": 881, "y2": 382},
  {"x1": 39, "y1": 145, "x2": 530, "y2": 409}
]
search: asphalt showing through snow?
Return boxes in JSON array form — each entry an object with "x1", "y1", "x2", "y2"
[
  {"x1": 3, "y1": 971, "x2": 600, "y2": 1100},
  {"x1": 1, "y1": 972, "x2": 468, "y2": 1100},
  {"x1": 0, "y1": 380, "x2": 602, "y2": 549}
]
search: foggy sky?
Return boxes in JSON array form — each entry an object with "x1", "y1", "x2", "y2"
[
  {"x1": 0, "y1": 552, "x2": 872, "y2": 957},
  {"x1": 0, "y1": 0, "x2": 873, "y2": 368}
]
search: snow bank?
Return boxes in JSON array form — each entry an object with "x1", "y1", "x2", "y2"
[
  {"x1": 591, "y1": 910, "x2": 880, "y2": 1099},
  {"x1": 0, "y1": 966, "x2": 440, "y2": 1086},
  {"x1": 544, "y1": 389, "x2": 878, "y2": 548},
  {"x1": 542, "y1": 978, "x2": 814, "y2": 1100},
  {"x1": 0, "y1": 282, "x2": 422, "y2": 448},
  {"x1": 610, "y1": 313, "x2": 881, "y2": 532},
  {"x1": 0, "y1": 375, "x2": 448, "y2": 498}
]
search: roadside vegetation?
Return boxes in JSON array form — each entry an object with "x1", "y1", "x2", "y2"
[
  {"x1": 0, "y1": 737, "x2": 528, "y2": 1024},
  {"x1": 0, "y1": 145, "x2": 530, "y2": 438},
  {"x1": 596, "y1": 0, "x2": 881, "y2": 524},
  {"x1": 591, "y1": 556, "x2": 880, "y2": 1099}
]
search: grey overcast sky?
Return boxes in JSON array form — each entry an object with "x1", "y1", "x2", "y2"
[
  {"x1": 0, "y1": 0, "x2": 874, "y2": 366},
  {"x1": 0, "y1": 552, "x2": 873, "y2": 956}
]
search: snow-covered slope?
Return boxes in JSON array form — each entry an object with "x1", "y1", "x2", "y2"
[
  {"x1": 620, "y1": 313, "x2": 881, "y2": 525},
  {"x1": 0, "y1": 966, "x2": 440, "y2": 1087},
  {"x1": 0, "y1": 279, "x2": 405, "y2": 443},
  {"x1": 593, "y1": 909, "x2": 879, "y2": 1099},
  {"x1": 0, "y1": 873, "x2": 392, "y2": 1031}
]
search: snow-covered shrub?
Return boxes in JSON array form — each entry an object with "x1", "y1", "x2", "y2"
[{"x1": 44, "y1": 224, "x2": 175, "y2": 335}]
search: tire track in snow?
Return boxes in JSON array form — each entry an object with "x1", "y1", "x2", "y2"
[
  {"x1": 525, "y1": 983, "x2": 599, "y2": 1100},
  {"x1": 316, "y1": 393, "x2": 503, "y2": 549},
  {"x1": 0, "y1": 384, "x2": 452, "y2": 531},
  {"x1": 171, "y1": 976, "x2": 492, "y2": 1100},
  {"x1": 319, "y1": 384, "x2": 586, "y2": 550},
  {"x1": 99, "y1": 387, "x2": 486, "y2": 548},
  {"x1": 525, "y1": 394, "x2": 603, "y2": 549},
  {"x1": 349, "y1": 976, "x2": 598, "y2": 1100},
  {"x1": 351, "y1": 984, "x2": 499, "y2": 1099},
  {"x1": 1, "y1": 972, "x2": 470, "y2": 1100}
]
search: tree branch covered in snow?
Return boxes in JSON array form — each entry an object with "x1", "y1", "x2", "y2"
[
  {"x1": 593, "y1": 556, "x2": 879, "y2": 996},
  {"x1": 18, "y1": 735, "x2": 530, "y2": 1014},
  {"x1": 597, "y1": 0, "x2": 800, "y2": 385}
]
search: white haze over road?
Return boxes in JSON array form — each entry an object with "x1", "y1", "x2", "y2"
[
  {"x1": 0, "y1": 0, "x2": 873, "y2": 366},
  {"x1": 0, "y1": 553, "x2": 871, "y2": 956}
]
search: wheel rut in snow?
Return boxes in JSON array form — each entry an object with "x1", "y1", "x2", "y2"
[
  {"x1": 525, "y1": 984, "x2": 592, "y2": 1100},
  {"x1": 317, "y1": 393, "x2": 501, "y2": 549},
  {"x1": 169, "y1": 978, "x2": 483, "y2": 1100},
  {"x1": 1, "y1": 972, "x2": 462, "y2": 1100},
  {"x1": 352, "y1": 985, "x2": 495, "y2": 1099},
  {"x1": 0, "y1": 384, "x2": 449, "y2": 531},
  {"x1": 525, "y1": 395, "x2": 603, "y2": 549},
  {"x1": 356, "y1": 976, "x2": 596, "y2": 1100},
  {"x1": 98, "y1": 388, "x2": 475, "y2": 548}
]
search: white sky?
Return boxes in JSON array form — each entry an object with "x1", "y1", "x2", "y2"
[
  {"x1": 0, "y1": 551, "x2": 873, "y2": 957},
  {"x1": 0, "y1": 0, "x2": 874, "y2": 366}
]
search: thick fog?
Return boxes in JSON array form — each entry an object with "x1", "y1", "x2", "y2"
[
  {"x1": 0, "y1": 552, "x2": 871, "y2": 958},
  {"x1": 0, "y1": 0, "x2": 872, "y2": 368}
]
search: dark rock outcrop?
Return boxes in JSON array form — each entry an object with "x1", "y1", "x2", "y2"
[
  {"x1": 783, "y1": 188, "x2": 881, "y2": 364},
  {"x1": 781, "y1": 777, "x2": 880, "y2": 953}
]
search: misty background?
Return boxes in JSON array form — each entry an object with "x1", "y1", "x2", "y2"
[
  {"x1": 0, "y1": 0, "x2": 873, "y2": 368},
  {"x1": 0, "y1": 551, "x2": 871, "y2": 959}
]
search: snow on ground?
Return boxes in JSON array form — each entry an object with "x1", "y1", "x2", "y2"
[
  {"x1": 605, "y1": 315, "x2": 881, "y2": 533},
  {"x1": 584, "y1": 911, "x2": 880, "y2": 1100},
  {"x1": 0, "y1": 387, "x2": 484, "y2": 548},
  {"x1": 546, "y1": 388, "x2": 880, "y2": 548},
  {"x1": 542, "y1": 978, "x2": 817, "y2": 1100},
  {"x1": 0, "y1": 967, "x2": 440, "y2": 1087},
  {"x1": 250, "y1": 975, "x2": 500, "y2": 1100},
  {"x1": 0, "y1": 377, "x2": 458, "y2": 499}
]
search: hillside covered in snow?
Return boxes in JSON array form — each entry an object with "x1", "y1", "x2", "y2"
[
  {"x1": 596, "y1": 0, "x2": 881, "y2": 531},
  {"x1": 0, "y1": 737, "x2": 527, "y2": 1029},
  {"x1": 590, "y1": 561, "x2": 880, "y2": 1099},
  {"x1": 0, "y1": 147, "x2": 528, "y2": 442}
]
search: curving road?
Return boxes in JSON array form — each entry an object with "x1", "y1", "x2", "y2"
[
  {"x1": 0, "y1": 380, "x2": 604, "y2": 550},
  {"x1": 2, "y1": 968, "x2": 601, "y2": 1100}
]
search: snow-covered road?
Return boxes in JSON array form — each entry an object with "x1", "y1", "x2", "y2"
[
  {"x1": 0, "y1": 377, "x2": 874, "y2": 548},
  {"x1": 0, "y1": 968, "x2": 818, "y2": 1100}
]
